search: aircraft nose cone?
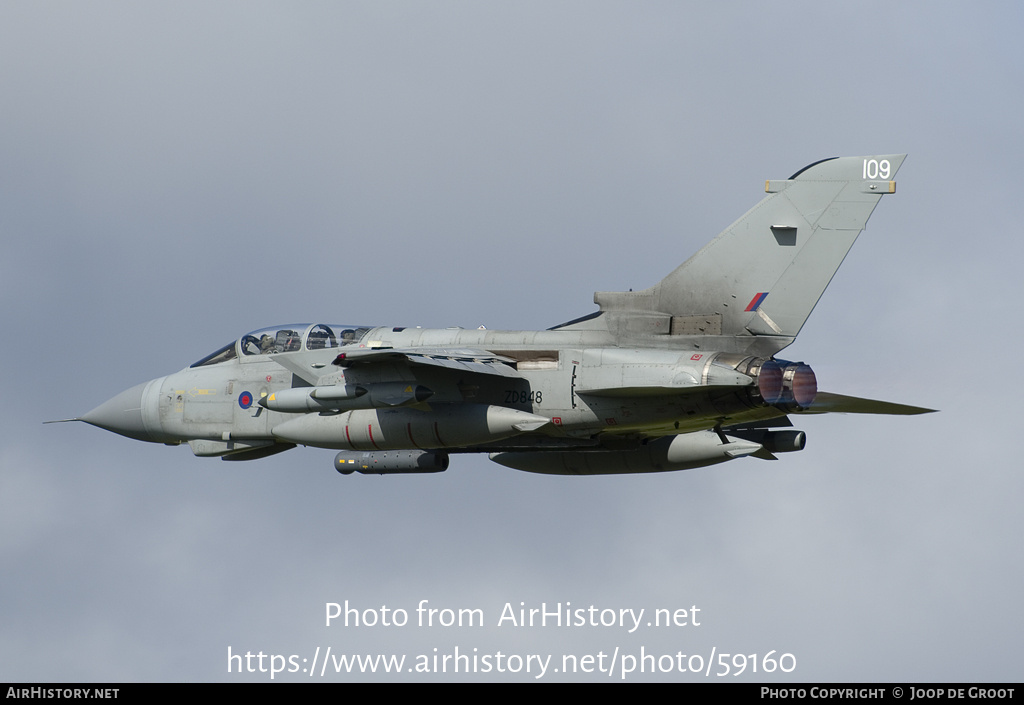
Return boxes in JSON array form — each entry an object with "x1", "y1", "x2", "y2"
[{"x1": 82, "y1": 381, "x2": 158, "y2": 442}]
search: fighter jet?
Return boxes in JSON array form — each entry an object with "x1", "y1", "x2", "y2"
[{"x1": 58, "y1": 154, "x2": 933, "y2": 475}]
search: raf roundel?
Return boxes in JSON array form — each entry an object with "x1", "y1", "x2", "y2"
[{"x1": 238, "y1": 391, "x2": 254, "y2": 409}]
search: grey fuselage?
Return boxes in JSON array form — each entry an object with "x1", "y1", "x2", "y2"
[{"x1": 124, "y1": 323, "x2": 779, "y2": 456}]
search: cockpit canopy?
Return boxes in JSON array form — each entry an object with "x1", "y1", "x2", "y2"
[{"x1": 191, "y1": 324, "x2": 372, "y2": 368}]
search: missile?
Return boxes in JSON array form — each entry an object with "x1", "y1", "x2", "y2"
[
  {"x1": 334, "y1": 450, "x2": 449, "y2": 474},
  {"x1": 260, "y1": 382, "x2": 433, "y2": 413},
  {"x1": 272, "y1": 403, "x2": 551, "y2": 450}
]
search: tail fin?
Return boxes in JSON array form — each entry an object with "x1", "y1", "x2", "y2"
[{"x1": 588, "y1": 155, "x2": 905, "y2": 353}]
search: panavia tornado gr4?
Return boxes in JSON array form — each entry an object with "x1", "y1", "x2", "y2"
[{"x1": 61, "y1": 155, "x2": 933, "y2": 475}]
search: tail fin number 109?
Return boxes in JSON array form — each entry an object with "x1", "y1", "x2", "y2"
[{"x1": 863, "y1": 159, "x2": 891, "y2": 180}]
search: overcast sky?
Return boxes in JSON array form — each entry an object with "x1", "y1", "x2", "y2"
[{"x1": 2, "y1": 2, "x2": 1022, "y2": 682}]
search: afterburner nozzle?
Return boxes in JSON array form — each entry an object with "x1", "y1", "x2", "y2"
[{"x1": 753, "y1": 359, "x2": 817, "y2": 410}]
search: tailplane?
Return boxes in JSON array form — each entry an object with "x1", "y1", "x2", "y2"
[{"x1": 568, "y1": 155, "x2": 905, "y2": 354}]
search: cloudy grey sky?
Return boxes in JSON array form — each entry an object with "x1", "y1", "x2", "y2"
[{"x1": 2, "y1": 2, "x2": 1021, "y2": 682}]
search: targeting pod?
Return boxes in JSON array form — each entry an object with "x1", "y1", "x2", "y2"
[{"x1": 335, "y1": 450, "x2": 449, "y2": 474}]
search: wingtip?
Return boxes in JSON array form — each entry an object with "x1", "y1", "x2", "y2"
[{"x1": 807, "y1": 392, "x2": 937, "y2": 416}]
